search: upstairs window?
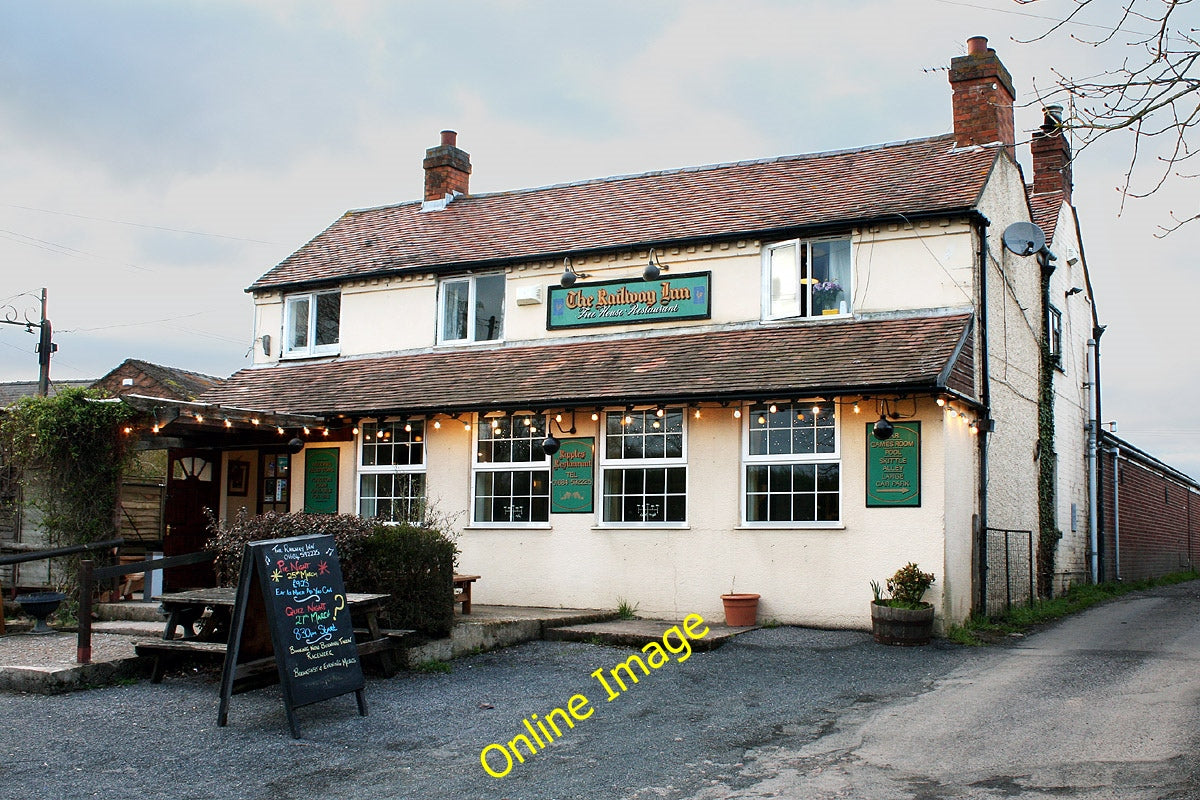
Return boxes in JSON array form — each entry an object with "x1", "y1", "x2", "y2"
[
  {"x1": 763, "y1": 238, "x2": 852, "y2": 319},
  {"x1": 1048, "y1": 304, "x2": 1063, "y2": 370},
  {"x1": 284, "y1": 290, "x2": 340, "y2": 357},
  {"x1": 439, "y1": 274, "x2": 505, "y2": 344}
]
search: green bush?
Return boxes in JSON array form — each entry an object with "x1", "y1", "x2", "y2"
[
  {"x1": 205, "y1": 510, "x2": 459, "y2": 638},
  {"x1": 342, "y1": 523, "x2": 458, "y2": 638},
  {"x1": 204, "y1": 509, "x2": 376, "y2": 586},
  {"x1": 871, "y1": 562, "x2": 936, "y2": 609}
]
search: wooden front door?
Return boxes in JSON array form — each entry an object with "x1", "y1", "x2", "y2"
[{"x1": 164, "y1": 449, "x2": 221, "y2": 590}]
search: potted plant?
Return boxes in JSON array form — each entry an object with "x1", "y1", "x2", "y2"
[
  {"x1": 721, "y1": 581, "x2": 760, "y2": 627},
  {"x1": 811, "y1": 280, "x2": 843, "y2": 314},
  {"x1": 870, "y1": 562, "x2": 935, "y2": 645}
]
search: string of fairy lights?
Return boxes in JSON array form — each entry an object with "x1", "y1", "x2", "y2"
[{"x1": 121, "y1": 392, "x2": 986, "y2": 445}]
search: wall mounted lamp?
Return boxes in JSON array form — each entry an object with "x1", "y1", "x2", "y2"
[
  {"x1": 560, "y1": 257, "x2": 591, "y2": 288},
  {"x1": 643, "y1": 249, "x2": 670, "y2": 281},
  {"x1": 1065, "y1": 286, "x2": 1083, "y2": 297}
]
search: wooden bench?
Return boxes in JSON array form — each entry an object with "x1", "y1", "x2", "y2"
[{"x1": 453, "y1": 574, "x2": 480, "y2": 614}]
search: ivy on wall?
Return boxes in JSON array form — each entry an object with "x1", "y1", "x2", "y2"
[
  {"x1": 0, "y1": 388, "x2": 137, "y2": 594},
  {"x1": 1036, "y1": 310, "x2": 1060, "y2": 598}
]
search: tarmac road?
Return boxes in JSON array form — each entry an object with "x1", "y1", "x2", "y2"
[{"x1": 1, "y1": 581, "x2": 1197, "y2": 800}]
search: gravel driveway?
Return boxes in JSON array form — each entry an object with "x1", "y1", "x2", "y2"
[{"x1": 0, "y1": 626, "x2": 976, "y2": 800}]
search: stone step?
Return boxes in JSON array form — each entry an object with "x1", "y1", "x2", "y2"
[
  {"x1": 91, "y1": 620, "x2": 170, "y2": 637},
  {"x1": 94, "y1": 601, "x2": 166, "y2": 623},
  {"x1": 544, "y1": 618, "x2": 755, "y2": 651}
]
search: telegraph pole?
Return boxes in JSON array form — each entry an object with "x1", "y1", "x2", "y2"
[
  {"x1": 0, "y1": 288, "x2": 54, "y2": 394},
  {"x1": 36, "y1": 288, "x2": 53, "y2": 396}
]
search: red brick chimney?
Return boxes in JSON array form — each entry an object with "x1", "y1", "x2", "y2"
[
  {"x1": 1031, "y1": 105, "x2": 1073, "y2": 202},
  {"x1": 948, "y1": 36, "x2": 1016, "y2": 150},
  {"x1": 423, "y1": 130, "x2": 471, "y2": 201}
]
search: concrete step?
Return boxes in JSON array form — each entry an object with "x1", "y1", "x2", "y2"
[
  {"x1": 94, "y1": 601, "x2": 165, "y2": 623},
  {"x1": 91, "y1": 620, "x2": 170, "y2": 637},
  {"x1": 545, "y1": 618, "x2": 756, "y2": 651}
]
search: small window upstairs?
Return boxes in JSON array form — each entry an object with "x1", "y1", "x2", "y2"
[
  {"x1": 439, "y1": 274, "x2": 505, "y2": 344},
  {"x1": 284, "y1": 290, "x2": 340, "y2": 357},
  {"x1": 763, "y1": 237, "x2": 852, "y2": 320}
]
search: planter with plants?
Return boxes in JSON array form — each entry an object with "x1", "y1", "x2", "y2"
[{"x1": 870, "y1": 562, "x2": 935, "y2": 645}]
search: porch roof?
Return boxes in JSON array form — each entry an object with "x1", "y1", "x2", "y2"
[{"x1": 199, "y1": 312, "x2": 976, "y2": 420}]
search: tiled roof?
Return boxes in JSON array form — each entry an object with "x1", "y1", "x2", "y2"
[
  {"x1": 0, "y1": 380, "x2": 94, "y2": 409},
  {"x1": 250, "y1": 135, "x2": 999, "y2": 292},
  {"x1": 92, "y1": 359, "x2": 224, "y2": 401},
  {"x1": 1029, "y1": 189, "x2": 1063, "y2": 242},
  {"x1": 200, "y1": 313, "x2": 974, "y2": 418}
]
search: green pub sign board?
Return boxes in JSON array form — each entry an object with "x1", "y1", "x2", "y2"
[
  {"x1": 547, "y1": 272, "x2": 712, "y2": 330},
  {"x1": 866, "y1": 422, "x2": 921, "y2": 507},
  {"x1": 551, "y1": 438, "x2": 594, "y2": 513},
  {"x1": 303, "y1": 448, "x2": 340, "y2": 514}
]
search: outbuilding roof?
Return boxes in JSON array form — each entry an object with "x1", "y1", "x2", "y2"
[
  {"x1": 249, "y1": 134, "x2": 1000, "y2": 292},
  {"x1": 200, "y1": 312, "x2": 976, "y2": 419}
]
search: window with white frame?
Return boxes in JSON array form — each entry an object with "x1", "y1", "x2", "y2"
[
  {"x1": 763, "y1": 237, "x2": 852, "y2": 319},
  {"x1": 601, "y1": 408, "x2": 687, "y2": 525},
  {"x1": 1048, "y1": 304, "x2": 1063, "y2": 369},
  {"x1": 439, "y1": 273, "x2": 505, "y2": 344},
  {"x1": 743, "y1": 401, "x2": 840, "y2": 524},
  {"x1": 473, "y1": 414, "x2": 550, "y2": 524},
  {"x1": 283, "y1": 290, "x2": 340, "y2": 357},
  {"x1": 358, "y1": 419, "x2": 426, "y2": 523}
]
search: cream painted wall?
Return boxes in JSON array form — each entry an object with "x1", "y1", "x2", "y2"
[
  {"x1": 430, "y1": 401, "x2": 962, "y2": 630},
  {"x1": 1047, "y1": 203, "x2": 1095, "y2": 588},
  {"x1": 252, "y1": 220, "x2": 983, "y2": 367},
  {"x1": 976, "y1": 158, "x2": 1042, "y2": 540}
]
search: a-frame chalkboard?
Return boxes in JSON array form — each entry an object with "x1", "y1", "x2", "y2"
[{"x1": 217, "y1": 534, "x2": 366, "y2": 738}]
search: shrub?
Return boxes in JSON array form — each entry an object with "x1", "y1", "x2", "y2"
[
  {"x1": 872, "y1": 562, "x2": 936, "y2": 609},
  {"x1": 343, "y1": 523, "x2": 458, "y2": 638},
  {"x1": 204, "y1": 510, "x2": 459, "y2": 638},
  {"x1": 204, "y1": 508, "x2": 375, "y2": 586}
]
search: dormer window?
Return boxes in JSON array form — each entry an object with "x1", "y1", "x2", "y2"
[
  {"x1": 763, "y1": 237, "x2": 852, "y2": 319},
  {"x1": 284, "y1": 289, "x2": 340, "y2": 357},
  {"x1": 438, "y1": 274, "x2": 505, "y2": 344}
]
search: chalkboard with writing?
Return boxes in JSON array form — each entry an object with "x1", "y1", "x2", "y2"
[{"x1": 217, "y1": 534, "x2": 366, "y2": 738}]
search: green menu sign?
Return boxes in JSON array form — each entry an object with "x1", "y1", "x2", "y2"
[
  {"x1": 303, "y1": 448, "x2": 339, "y2": 514},
  {"x1": 551, "y1": 438, "x2": 594, "y2": 513},
  {"x1": 866, "y1": 422, "x2": 921, "y2": 507},
  {"x1": 547, "y1": 272, "x2": 711, "y2": 329}
]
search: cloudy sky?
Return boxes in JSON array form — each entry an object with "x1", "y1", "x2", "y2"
[{"x1": 1, "y1": 0, "x2": 1195, "y2": 478}]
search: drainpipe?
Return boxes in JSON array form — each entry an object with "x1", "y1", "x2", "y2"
[
  {"x1": 976, "y1": 217, "x2": 992, "y2": 615},
  {"x1": 1086, "y1": 337, "x2": 1099, "y2": 583}
]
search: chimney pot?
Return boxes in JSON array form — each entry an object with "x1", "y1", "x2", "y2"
[
  {"x1": 423, "y1": 130, "x2": 472, "y2": 202},
  {"x1": 967, "y1": 36, "x2": 988, "y2": 55},
  {"x1": 440, "y1": 130, "x2": 457, "y2": 147}
]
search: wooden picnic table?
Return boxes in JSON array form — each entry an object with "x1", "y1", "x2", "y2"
[{"x1": 137, "y1": 588, "x2": 408, "y2": 682}]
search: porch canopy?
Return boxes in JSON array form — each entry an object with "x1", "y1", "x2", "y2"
[{"x1": 195, "y1": 312, "x2": 976, "y2": 427}]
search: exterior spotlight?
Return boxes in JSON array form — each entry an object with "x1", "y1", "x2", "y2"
[
  {"x1": 542, "y1": 433, "x2": 560, "y2": 456},
  {"x1": 873, "y1": 415, "x2": 894, "y2": 440},
  {"x1": 286, "y1": 437, "x2": 305, "y2": 453},
  {"x1": 560, "y1": 257, "x2": 590, "y2": 288},
  {"x1": 643, "y1": 248, "x2": 670, "y2": 281}
]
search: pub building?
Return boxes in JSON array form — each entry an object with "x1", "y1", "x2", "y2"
[{"x1": 135, "y1": 39, "x2": 1104, "y2": 629}]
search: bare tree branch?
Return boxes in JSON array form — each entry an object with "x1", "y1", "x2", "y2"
[{"x1": 1018, "y1": 0, "x2": 1199, "y2": 235}]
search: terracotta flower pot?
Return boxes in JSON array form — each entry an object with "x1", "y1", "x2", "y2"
[
  {"x1": 721, "y1": 593, "x2": 760, "y2": 627},
  {"x1": 870, "y1": 600, "x2": 934, "y2": 645}
]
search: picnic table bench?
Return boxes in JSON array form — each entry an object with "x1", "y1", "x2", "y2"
[
  {"x1": 134, "y1": 588, "x2": 413, "y2": 683},
  {"x1": 454, "y1": 573, "x2": 480, "y2": 614}
]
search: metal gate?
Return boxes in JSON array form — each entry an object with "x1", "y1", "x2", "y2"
[{"x1": 986, "y1": 528, "x2": 1034, "y2": 615}]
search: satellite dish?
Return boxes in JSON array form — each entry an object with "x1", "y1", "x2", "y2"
[{"x1": 1002, "y1": 221, "x2": 1046, "y2": 257}]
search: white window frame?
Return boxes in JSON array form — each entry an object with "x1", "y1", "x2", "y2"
[
  {"x1": 1048, "y1": 303, "x2": 1063, "y2": 371},
  {"x1": 740, "y1": 400, "x2": 842, "y2": 527},
  {"x1": 761, "y1": 236, "x2": 853, "y2": 321},
  {"x1": 470, "y1": 413, "x2": 551, "y2": 526},
  {"x1": 356, "y1": 418, "x2": 427, "y2": 523},
  {"x1": 437, "y1": 273, "x2": 506, "y2": 345},
  {"x1": 282, "y1": 289, "x2": 340, "y2": 358},
  {"x1": 599, "y1": 407, "x2": 688, "y2": 528}
]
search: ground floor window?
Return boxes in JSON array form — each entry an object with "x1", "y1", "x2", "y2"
[
  {"x1": 472, "y1": 414, "x2": 551, "y2": 524},
  {"x1": 358, "y1": 419, "x2": 426, "y2": 523},
  {"x1": 743, "y1": 401, "x2": 841, "y2": 525},
  {"x1": 601, "y1": 408, "x2": 687, "y2": 525}
]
